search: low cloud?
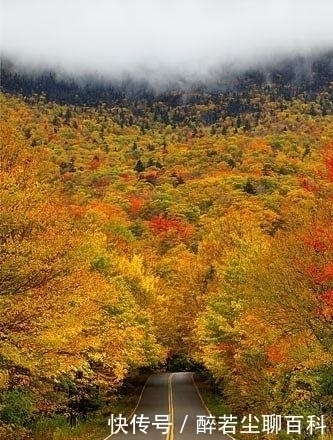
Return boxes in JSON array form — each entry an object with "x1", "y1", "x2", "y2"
[{"x1": 1, "y1": 0, "x2": 333, "y2": 83}]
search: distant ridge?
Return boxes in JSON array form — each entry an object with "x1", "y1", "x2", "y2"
[{"x1": 1, "y1": 51, "x2": 332, "y2": 107}]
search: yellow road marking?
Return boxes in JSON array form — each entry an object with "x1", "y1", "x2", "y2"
[{"x1": 166, "y1": 373, "x2": 175, "y2": 440}]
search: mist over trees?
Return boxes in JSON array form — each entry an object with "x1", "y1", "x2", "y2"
[{"x1": 1, "y1": 50, "x2": 333, "y2": 106}]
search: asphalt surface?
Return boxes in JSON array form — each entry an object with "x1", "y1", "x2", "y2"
[{"x1": 104, "y1": 372, "x2": 231, "y2": 440}]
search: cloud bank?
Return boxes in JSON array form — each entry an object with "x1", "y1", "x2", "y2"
[{"x1": 1, "y1": 0, "x2": 333, "y2": 82}]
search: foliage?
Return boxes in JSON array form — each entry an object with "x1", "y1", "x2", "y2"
[{"x1": 0, "y1": 72, "x2": 333, "y2": 437}]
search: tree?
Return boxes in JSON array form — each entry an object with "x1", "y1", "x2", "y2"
[{"x1": 134, "y1": 159, "x2": 145, "y2": 173}]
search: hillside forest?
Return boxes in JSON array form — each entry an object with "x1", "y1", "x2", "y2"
[{"x1": 1, "y1": 55, "x2": 333, "y2": 439}]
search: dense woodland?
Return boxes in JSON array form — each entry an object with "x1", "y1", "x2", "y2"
[{"x1": 1, "y1": 53, "x2": 333, "y2": 439}]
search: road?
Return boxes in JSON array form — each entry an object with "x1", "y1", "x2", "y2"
[{"x1": 103, "y1": 372, "x2": 232, "y2": 440}]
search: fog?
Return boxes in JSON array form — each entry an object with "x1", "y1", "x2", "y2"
[{"x1": 1, "y1": 0, "x2": 333, "y2": 83}]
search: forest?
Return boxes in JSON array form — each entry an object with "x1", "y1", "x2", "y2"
[{"x1": 1, "y1": 52, "x2": 333, "y2": 439}]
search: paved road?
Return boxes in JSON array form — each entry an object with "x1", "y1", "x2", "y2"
[{"x1": 103, "y1": 372, "x2": 232, "y2": 440}]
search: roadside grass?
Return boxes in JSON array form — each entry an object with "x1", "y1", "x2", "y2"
[
  {"x1": 31, "y1": 374, "x2": 150, "y2": 440},
  {"x1": 193, "y1": 373, "x2": 230, "y2": 417},
  {"x1": 193, "y1": 374, "x2": 333, "y2": 440}
]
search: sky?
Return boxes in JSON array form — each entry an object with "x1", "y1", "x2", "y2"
[{"x1": 1, "y1": 0, "x2": 333, "y2": 83}]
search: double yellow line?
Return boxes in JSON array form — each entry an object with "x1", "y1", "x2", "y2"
[
  {"x1": 166, "y1": 373, "x2": 175, "y2": 440},
  {"x1": 104, "y1": 373, "x2": 175, "y2": 440}
]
